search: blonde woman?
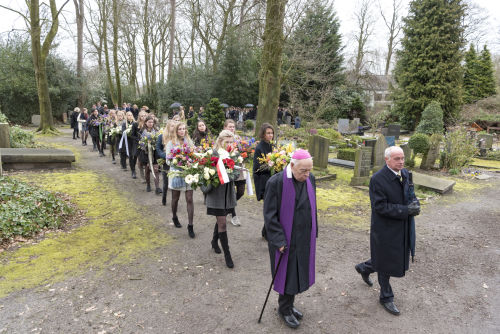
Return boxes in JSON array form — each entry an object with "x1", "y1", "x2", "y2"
[
  {"x1": 205, "y1": 130, "x2": 238, "y2": 268},
  {"x1": 157, "y1": 119, "x2": 178, "y2": 206},
  {"x1": 122, "y1": 111, "x2": 136, "y2": 175},
  {"x1": 131, "y1": 110, "x2": 148, "y2": 180},
  {"x1": 71, "y1": 107, "x2": 80, "y2": 139},
  {"x1": 165, "y1": 122, "x2": 195, "y2": 238}
]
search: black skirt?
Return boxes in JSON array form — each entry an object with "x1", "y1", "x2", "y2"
[{"x1": 206, "y1": 207, "x2": 232, "y2": 216}]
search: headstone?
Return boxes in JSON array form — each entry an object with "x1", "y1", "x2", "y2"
[
  {"x1": 0, "y1": 123, "x2": 10, "y2": 148},
  {"x1": 477, "y1": 134, "x2": 493, "y2": 149},
  {"x1": 420, "y1": 141, "x2": 441, "y2": 170},
  {"x1": 31, "y1": 115, "x2": 41, "y2": 126},
  {"x1": 381, "y1": 127, "x2": 388, "y2": 136},
  {"x1": 308, "y1": 135, "x2": 329, "y2": 169},
  {"x1": 62, "y1": 112, "x2": 68, "y2": 124},
  {"x1": 338, "y1": 119, "x2": 349, "y2": 134},
  {"x1": 363, "y1": 139, "x2": 377, "y2": 167},
  {"x1": 372, "y1": 134, "x2": 388, "y2": 172},
  {"x1": 412, "y1": 171, "x2": 455, "y2": 194},
  {"x1": 387, "y1": 124, "x2": 401, "y2": 139},
  {"x1": 349, "y1": 118, "x2": 360, "y2": 133},
  {"x1": 385, "y1": 136, "x2": 395, "y2": 147},
  {"x1": 161, "y1": 113, "x2": 169, "y2": 124},
  {"x1": 400, "y1": 143, "x2": 412, "y2": 162},
  {"x1": 286, "y1": 115, "x2": 292, "y2": 126},
  {"x1": 350, "y1": 147, "x2": 373, "y2": 186}
]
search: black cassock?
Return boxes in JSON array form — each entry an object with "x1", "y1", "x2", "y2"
[{"x1": 264, "y1": 172, "x2": 317, "y2": 295}]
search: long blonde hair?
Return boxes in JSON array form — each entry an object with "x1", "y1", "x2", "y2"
[
  {"x1": 171, "y1": 121, "x2": 192, "y2": 146},
  {"x1": 214, "y1": 130, "x2": 235, "y2": 150},
  {"x1": 163, "y1": 119, "x2": 178, "y2": 146},
  {"x1": 137, "y1": 110, "x2": 147, "y2": 128}
]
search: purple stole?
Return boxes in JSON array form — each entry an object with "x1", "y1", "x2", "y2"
[{"x1": 273, "y1": 165, "x2": 317, "y2": 295}]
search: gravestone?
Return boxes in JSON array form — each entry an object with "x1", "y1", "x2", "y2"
[
  {"x1": 308, "y1": 135, "x2": 329, "y2": 169},
  {"x1": 372, "y1": 135, "x2": 388, "y2": 172},
  {"x1": 286, "y1": 116, "x2": 292, "y2": 126},
  {"x1": 387, "y1": 124, "x2": 401, "y2": 139},
  {"x1": 31, "y1": 115, "x2": 41, "y2": 126},
  {"x1": 0, "y1": 123, "x2": 10, "y2": 148},
  {"x1": 349, "y1": 118, "x2": 360, "y2": 133},
  {"x1": 350, "y1": 147, "x2": 373, "y2": 186},
  {"x1": 381, "y1": 127, "x2": 388, "y2": 136},
  {"x1": 363, "y1": 139, "x2": 377, "y2": 167},
  {"x1": 400, "y1": 143, "x2": 412, "y2": 161},
  {"x1": 477, "y1": 133, "x2": 493, "y2": 149},
  {"x1": 161, "y1": 113, "x2": 169, "y2": 124},
  {"x1": 420, "y1": 141, "x2": 441, "y2": 170},
  {"x1": 413, "y1": 171, "x2": 455, "y2": 194},
  {"x1": 385, "y1": 136, "x2": 396, "y2": 147},
  {"x1": 62, "y1": 112, "x2": 68, "y2": 124},
  {"x1": 338, "y1": 119, "x2": 349, "y2": 134}
]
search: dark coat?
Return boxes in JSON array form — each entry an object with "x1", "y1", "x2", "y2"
[
  {"x1": 88, "y1": 114, "x2": 100, "y2": 138},
  {"x1": 252, "y1": 140, "x2": 273, "y2": 201},
  {"x1": 156, "y1": 134, "x2": 170, "y2": 171},
  {"x1": 264, "y1": 171, "x2": 317, "y2": 295},
  {"x1": 369, "y1": 165, "x2": 417, "y2": 277},
  {"x1": 70, "y1": 111, "x2": 79, "y2": 128},
  {"x1": 130, "y1": 122, "x2": 142, "y2": 157}
]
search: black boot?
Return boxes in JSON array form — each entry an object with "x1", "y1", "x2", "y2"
[
  {"x1": 162, "y1": 192, "x2": 167, "y2": 206},
  {"x1": 155, "y1": 187, "x2": 162, "y2": 195},
  {"x1": 131, "y1": 170, "x2": 137, "y2": 179},
  {"x1": 211, "y1": 223, "x2": 221, "y2": 254},
  {"x1": 187, "y1": 224, "x2": 195, "y2": 238},
  {"x1": 173, "y1": 216, "x2": 182, "y2": 228},
  {"x1": 219, "y1": 232, "x2": 234, "y2": 268},
  {"x1": 146, "y1": 184, "x2": 152, "y2": 192}
]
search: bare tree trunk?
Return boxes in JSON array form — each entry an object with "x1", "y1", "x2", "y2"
[
  {"x1": 112, "y1": 0, "x2": 121, "y2": 105},
  {"x1": 167, "y1": 0, "x2": 176, "y2": 80},
  {"x1": 380, "y1": 0, "x2": 402, "y2": 76},
  {"x1": 255, "y1": 0, "x2": 287, "y2": 135},
  {"x1": 101, "y1": 0, "x2": 117, "y2": 105},
  {"x1": 74, "y1": 0, "x2": 84, "y2": 109},
  {"x1": 353, "y1": 0, "x2": 374, "y2": 83},
  {"x1": 143, "y1": 0, "x2": 151, "y2": 95}
]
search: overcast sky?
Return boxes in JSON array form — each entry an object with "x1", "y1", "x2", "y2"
[{"x1": 1, "y1": 0, "x2": 499, "y2": 69}]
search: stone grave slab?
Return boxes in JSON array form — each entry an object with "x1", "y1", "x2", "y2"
[
  {"x1": 349, "y1": 118, "x2": 360, "y2": 133},
  {"x1": 31, "y1": 115, "x2": 41, "y2": 126},
  {"x1": 477, "y1": 134, "x2": 493, "y2": 149},
  {"x1": 0, "y1": 123, "x2": 10, "y2": 148},
  {"x1": 372, "y1": 135, "x2": 388, "y2": 172},
  {"x1": 387, "y1": 124, "x2": 401, "y2": 139},
  {"x1": 328, "y1": 158, "x2": 355, "y2": 169},
  {"x1": 338, "y1": 119, "x2": 349, "y2": 134},
  {"x1": 350, "y1": 147, "x2": 373, "y2": 186},
  {"x1": 385, "y1": 136, "x2": 395, "y2": 147},
  {"x1": 0, "y1": 148, "x2": 75, "y2": 170},
  {"x1": 412, "y1": 171, "x2": 455, "y2": 194},
  {"x1": 308, "y1": 135, "x2": 329, "y2": 169}
]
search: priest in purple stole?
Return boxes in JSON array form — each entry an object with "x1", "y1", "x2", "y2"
[{"x1": 263, "y1": 149, "x2": 317, "y2": 329}]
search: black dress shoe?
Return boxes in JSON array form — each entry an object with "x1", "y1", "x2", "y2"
[
  {"x1": 173, "y1": 217, "x2": 182, "y2": 228},
  {"x1": 292, "y1": 307, "x2": 303, "y2": 320},
  {"x1": 355, "y1": 264, "x2": 373, "y2": 286},
  {"x1": 146, "y1": 184, "x2": 152, "y2": 192},
  {"x1": 278, "y1": 312, "x2": 300, "y2": 329},
  {"x1": 380, "y1": 301, "x2": 400, "y2": 315},
  {"x1": 187, "y1": 224, "x2": 195, "y2": 238}
]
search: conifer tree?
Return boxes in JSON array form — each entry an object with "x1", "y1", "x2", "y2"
[
  {"x1": 478, "y1": 45, "x2": 496, "y2": 98},
  {"x1": 463, "y1": 44, "x2": 481, "y2": 104},
  {"x1": 392, "y1": 0, "x2": 465, "y2": 129}
]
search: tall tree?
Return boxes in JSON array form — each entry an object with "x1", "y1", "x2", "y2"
[
  {"x1": 352, "y1": 0, "x2": 374, "y2": 84},
  {"x1": 478, "y1": 45, "x2": 496, "y2": 98},
  {"x1": 256, "y1": 0, "x2": 287, "y2": 135},
  {"x1": 167, "y1": 0, "x2": 176, "y2": 80},
  {"x1": 285, "y1": 0, "x2": 344, "y2": 122},
  {"x1": 463, "y1": 43, "x2": 481, "y2": 103},
  {"x1": 379, "y1": 0, "x2": 403, "y2": 76},
  {"x1": 1, "y1": 0, "x2": 70, "y2": 133},
  {"x1": 73, "y1": 0, "x2": 84, "y2": 109},
  {"x1": 112, "y1": 0, "x2": 122, "y2": 105},
  {"x1": 392, "y1": 0, "x2": 465, "y2": 129}
]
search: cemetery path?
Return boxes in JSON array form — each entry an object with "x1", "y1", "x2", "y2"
[{"x1": 1, "y1": 128, "x2": 499, "y2": 334}]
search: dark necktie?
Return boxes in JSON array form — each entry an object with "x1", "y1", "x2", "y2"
[{"x1": 397, "y1": 173, "x2": 402, "y2": 184}]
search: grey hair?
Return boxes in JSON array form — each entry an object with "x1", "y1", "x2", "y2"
[
  {"x1": 290, "y1": 157, "x2": 313, "y2": 165},
  {"x1": 385, "y1": 146, "x2": 404, "y2": 160}
]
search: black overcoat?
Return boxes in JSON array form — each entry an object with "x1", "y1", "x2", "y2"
[
  {"x1": 369, "y1": 165, "x2": 416, "y2": 277},
  {"x1": 88, "y1": 114, "x2": 99, "y2": 138},
  {"x1": 130, "y1": 122, "x2": 142, "y2": 157},
  {"x1": 252, "y1": 140, "x2": 273, "y2": 201},
  {"x1": 264, "y1": 171, "x2": 317, "y2": 295}
]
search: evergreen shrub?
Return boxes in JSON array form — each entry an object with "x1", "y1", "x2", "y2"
[
  {"x1": 204, "y1": 98, "x2": 225, "y2": 135},
  {"x1": 440, "y1": 129, "x2": 478, "y2": 170},
  {"x1": 408, "y1": 133, "x2": 430, "y2": 154},
  {"x1": 337, "y1": 148, "x2": 356, "y2": 161},
  {"x1": 10, "y1": 126, "x2": 36, "y2": 148},
  {"x1": 244, "y1": 120, "x2": 254, "y2": 131},
  {"x1": 416, "y1": 101, "x2": 444, "y2": 135}
]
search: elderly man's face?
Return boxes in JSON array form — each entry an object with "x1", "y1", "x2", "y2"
[
  {"x1": 386, "y1": 150, "x2": 404, "y2": 172},
  {"x1": 291, "y1": 159, "x2": 313, "y2": 182}
]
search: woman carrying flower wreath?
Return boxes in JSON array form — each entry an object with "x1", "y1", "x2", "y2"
[
  {"x1": 223, "y1": 119, "x2": 246, "y2": 227},
  {"x1": 131, "y1": 110, "x2": 148, "y2": 180},
  {"x1": 138, "y1": 115, "x2": 161, "y2": 194},
  {"x1": 156, "y1": 119, "x2": 178, "y2": 206},
  {"x1": 165, "y1": 122, "x2": 196, "y2": 238},
  {"x1": 205, "y1": 129, "x2": 240, "y2": 269},
  {"x1": 121, "y1": 111, "x2": 136, "y2": 176},
  {"x1": 107, "y1": 109, "x2": 119, "y2": 164},
  {"x1": 88, "y1": 108, "x2": 105, "y2": 156},
  {"x1": 253, "y1": 122, "x2": 275, "y2": 239}
]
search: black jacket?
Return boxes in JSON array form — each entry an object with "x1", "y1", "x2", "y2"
[{"x1": 252, "y1": 140, "x2": 273, "y2": 201}]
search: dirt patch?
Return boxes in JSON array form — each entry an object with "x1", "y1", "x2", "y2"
[{"x1": 0, "y1": 128, "x2": 499, "y2": 333}]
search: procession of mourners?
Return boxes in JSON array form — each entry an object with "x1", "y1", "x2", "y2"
[{"x1": 70, "y1": 102, "x2": 420, "y2": 329}]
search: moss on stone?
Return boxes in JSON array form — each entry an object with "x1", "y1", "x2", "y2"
[{"x1": 0, "y1": 170, "x2": 171, "y2": 297}]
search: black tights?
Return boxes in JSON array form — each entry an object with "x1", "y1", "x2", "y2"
[
  {"x1": 171, "y1": 190, "x2": 194, "y2": 225},
  {"x1": 216, "y1": 215, "x2": 227, "y2": 233}
]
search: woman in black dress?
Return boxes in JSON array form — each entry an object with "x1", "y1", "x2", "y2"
[
  {"x1": 205, "y1": 130, "x2": 239, "y2": 268},
  {"x1": 130, "y1": 110, "x2": 147, "y2": 179},
  {"x1": 253, "y1": 123, "x2": 275, "y2": 239}
]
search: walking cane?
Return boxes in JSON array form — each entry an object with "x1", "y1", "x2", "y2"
[{"x1": 258, "y1": 251, "x2": 284, "y2": 323}]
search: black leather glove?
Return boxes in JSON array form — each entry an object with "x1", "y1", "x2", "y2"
[{"x1": 408, "y1": 200, "x2": 420, "y2": 216}]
